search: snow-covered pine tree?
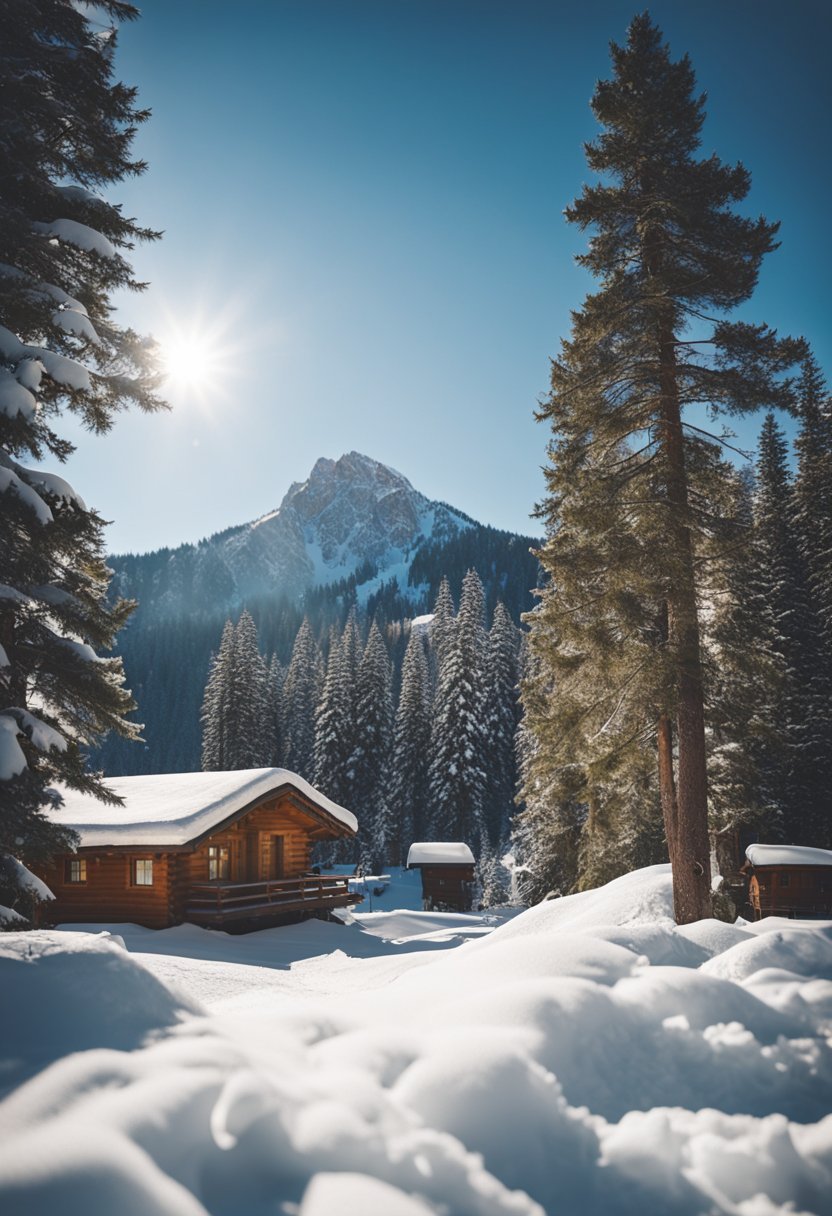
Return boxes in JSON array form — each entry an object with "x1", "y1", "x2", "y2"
[
  {"x1": 0, "y1": 0, "x2": 162, "y2": 916},
  {"x1": 266, "y1": 653, "x2": 285, "y2": 766},
  {"x1": 388, "y1": 625, "x2": 432, "y2": 863},
  {"x1": 428, "y1": 568, "x2": 488, "y2": 848},
  {"x1": 529, "y1": 14, "x2": 804, "y2": 922},
  {"x1": 348, "y1": 620, "x2": 394, "y2": 871},
  {"x1": 201, "y1": 619, "x2": 235, "y2": 772},
  {"x1": 313, "y1": 624, "x2": 351, "y2": 802},
  {"x1": 280, "y1": 617, "x2": 323, "y2": 781},
  {"x1": 231, "y1": 610, "x2": 270, "y2": 767},
  {"x1": 707, "y1": 467, "x2": 783, "y2": 857},
  {"x1": 427, "y1": 576, "x2": 456, "y2": 690},
  {"x1": 200, "y1": 612, "x2": 269, "y2": 771},
  {"x1": 754, "y1": 414, "x2": 828, "y2": 845},
  {"x1": 481, "y1": 601, "x2": 521, "y2": 846},
  {"x1": 791, "y1": 356, "x2": 832, "y2": 846}
]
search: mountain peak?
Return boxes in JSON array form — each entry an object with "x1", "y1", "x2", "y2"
[{"x1": 111, "y1": 452, "x2": 473, "y2": 617}]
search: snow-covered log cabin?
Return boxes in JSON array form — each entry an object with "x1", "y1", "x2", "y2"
[
  {"x1": 406, "y1": 841, "x2": 476, "y2": 912},
  {"x1": 742, "y1": 843, "x2": 832, "y2": 919},
  {"x1": 33, "y1": 769, "x2": 361, "y2": 930}
]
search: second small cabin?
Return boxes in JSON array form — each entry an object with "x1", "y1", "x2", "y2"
[
  {"x1": 407, "y1": 841, "x2": 476, "y2": 912},
  {"x1": 742, "y1": 843, "x2": 832, "y2": 920}
]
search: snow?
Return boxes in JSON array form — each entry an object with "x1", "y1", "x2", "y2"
[
  {"x1": 1, "y1": 865, "x2": 830, "y2": 1215},
  {"x1": 32, "y1": 218, "x2": 117, "y2": 259},
  {"x1": 407, "y1": 841, "x2": 476, "y2": 866},
  {"x1": 0, "y1": 643, "x2": 8, "y2": 669},
  {"x1": 0, "y1": 716, "x2": 27, "y2": 780},
  {"x1": 46, "y1": 767, "x2": 358, "y2": 847},
  {"x1": 3, "y1": 856, "x2": 55, "y2": 902},
  {"x1": 746, "y1": 843, "x2": 832, "y2": 868},
  {"x1": 0, "y1": 367, "x2": 37, "y2": 420},
  {"x1": 23, "y1": 467, "x2": 86, "y2": 508},
  {"x1": 0, "y1": 465, "x2": 53, "y2": 524},
  {"x1": 51, "y1": 307, "x2": 101, "y2": 345}
]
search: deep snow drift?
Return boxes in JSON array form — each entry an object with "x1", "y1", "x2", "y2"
[{"x1": 1, "y1": 864, "x2": 830, "y2": 1216}]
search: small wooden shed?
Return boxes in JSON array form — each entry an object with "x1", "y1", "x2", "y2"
[
  {"x1": 406, "y1": 841, "x2": 476, "y2": 913},
  {"x1": 33, "y1": 768, "x2": 361, "y2": 930},
  {"x1": 741, "y1": 843, "x2": 832, "y2": 920}
]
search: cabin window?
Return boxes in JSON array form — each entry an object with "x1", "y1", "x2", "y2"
[
  {"x1": 208, "y1": 845, "x2": 230, "y2": 880},
  {"x1": 65, "y1": 858, "x2": 87, "y2": 883},
  {"x1": 132, "y1": 858, "x2": 154, "y2": 886},
  {"x1": 778, "y1": 872, "x2": 790, "y2": 887}
]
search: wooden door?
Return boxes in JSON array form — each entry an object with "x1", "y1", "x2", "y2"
[
  {"x1": 245, "y1": 831, "x2": 260, "y2": 881},
  {"x1": 260, "y1": 834, "x2": 285, "y2": 879}
]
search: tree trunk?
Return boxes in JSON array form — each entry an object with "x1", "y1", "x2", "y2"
[{"x1": 657, "y1": 323, "x2": 712, "y2": 923}]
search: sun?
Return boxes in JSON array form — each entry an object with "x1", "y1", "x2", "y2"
[{"x1": 161, "y1": 329, "x2": 222, "y2": 392}]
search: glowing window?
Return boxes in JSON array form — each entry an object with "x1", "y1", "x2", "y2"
[
  {"x1": 133, "y1": 859, "x2": 154, "y2": 886},
  {"x1": 208, "y1": 845, "x2": 230, "y2": 880},
  {"x1": 66, "y1": 858, "x2": 87, "y2": 883}
]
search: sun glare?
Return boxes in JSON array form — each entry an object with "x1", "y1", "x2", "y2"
[{"x1": 161, "y1": 331, "x2": 222, "y2": 392}]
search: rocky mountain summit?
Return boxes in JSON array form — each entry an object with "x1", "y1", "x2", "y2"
[{"x1": 110, "y1": 452, "x2": 473, "y2": 620}]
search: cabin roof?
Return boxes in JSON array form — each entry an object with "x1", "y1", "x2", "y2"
[
  {"x1": 407, "y1": 841, "x2": 475, "y2": 867},
  {"x1": 745, "y1": 843, "x2": 832, "y2": 869},
  {"x1": 47, "y1": 768, "x2": 357, "y2": 849}
]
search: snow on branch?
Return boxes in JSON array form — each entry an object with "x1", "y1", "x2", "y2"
[
  {"x1": 0, "y1": 708, "x2": 68, "y2": 782},
  {"x1": 32, "y1": 218, "x2": 117, "y2": 260},
  {"x1": 0, "y1": 465, "x2": 53, "y2": 525}
]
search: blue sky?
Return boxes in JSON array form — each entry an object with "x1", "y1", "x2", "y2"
[{"x1": 64, "y1": 0, "x2": 832, "y2": 553}]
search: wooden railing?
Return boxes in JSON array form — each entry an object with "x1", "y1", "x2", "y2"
[{"x1": 186, "y1": 873, "x2": 361, "y2": 923}]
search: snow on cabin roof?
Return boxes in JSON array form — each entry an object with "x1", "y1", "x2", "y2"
[
  {"x1": 745, "y1": 843, "x2": 832, "y2": 869},
  {"x1": 407, "y1": 841, "x2": 475, "y2": 867},
  {"x1": 46, "y1": 768, "x2": 358, "y2": 849}
]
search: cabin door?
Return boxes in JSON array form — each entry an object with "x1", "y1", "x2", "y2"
[
  {"x1": 245, "y1": 831, "x2": 286, "y2": 881},
  {"x1": 245, "y1": 831, "x2": 260, "y2": 881},
  {"x1": 262, "y1": 834, "x2": 285, "y2": 880}
]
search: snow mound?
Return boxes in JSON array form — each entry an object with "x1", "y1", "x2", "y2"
[
  {"x1": 1, "y1": 866, "x2": 831, "y2": 1216},
  {"x1": 0, "y1": 932, "x2": 197, "y2": 1086}
]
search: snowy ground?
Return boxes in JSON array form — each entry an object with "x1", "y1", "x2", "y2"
[{"x1": 1, "y1": 864, "x2": 831, "y2": 1216}]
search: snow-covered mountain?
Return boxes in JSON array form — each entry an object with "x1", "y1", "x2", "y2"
[{"x1": 110, "y1": 452, "x2": 474, "y2": 618}]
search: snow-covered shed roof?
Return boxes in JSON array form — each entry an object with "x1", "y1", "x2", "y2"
[
  {"x1": 46, "y1": 768, "x2": 357, "y2": 849},
  {"x1": 407, "y1": 841, "x2": 475, "y2": 867},
  {"x1": 745, "y1": 843, "x2": 832, "y2": 868}
]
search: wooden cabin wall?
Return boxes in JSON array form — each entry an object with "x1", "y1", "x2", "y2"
[
  {"x1": 38, "y1": 854, "x2": 172, "y2": 929},
  {"x1": 169, "y1": 797, "x2": 314, "y2": 923},
  {"x1": 420, "y1": 864, "x2": 476, "y2": 912}
]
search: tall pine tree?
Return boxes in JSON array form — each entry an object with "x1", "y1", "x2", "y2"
[
  {"x1": 0, "y1": 0, "x2": 162, "y2": 913},
  {"x1": 528, "y1": 14, "x2": 803, "y2": 921},
  {"x1": 389, "y1": 625, "x2": 432, "y2": 862},
  {"x1": 348, "y1": 620, "x2": 393, "y2": 871},
  {"x1": 200, "y1": 611, "x2": 269, "y2": 771},
  {"x1": 281, "y1": 617, "x2": 323, "y2": 780},
  {"x1": 428, "y1": 569, "x2": 488, "y2": 847}
]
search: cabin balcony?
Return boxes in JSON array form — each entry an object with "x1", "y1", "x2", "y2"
[{"x1": 186, "y1": 873, "x2": 362, "y2": 926}]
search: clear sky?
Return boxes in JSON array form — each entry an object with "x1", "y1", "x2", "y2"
[{"x1": 61, "y1": 0, "x2": 832, "y2": 554}]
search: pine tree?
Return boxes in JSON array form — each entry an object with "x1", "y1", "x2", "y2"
[
  {"x1": 389, "y1": 625, "x2": 432, "y2": 863},
  {"x1": 707, "y1": 467, "x2": 782, "y2": 854},
  {"x1": 313, "y1": 624, "x2": 351, "y2": 802},
  {"x1": 200, "y1": 611, "x2": 269, "y2": 771},
  {"x1": 201, "y1": 620, "x2": 235, "y2": 771},
  {"x1": 428, "y1": 568, "x2": 488, "y2": 847},
  {"x1": 0, "y1": 0, "x2": 162, "y2": 913},
  {"x1": 348, "y1": 620, "x2": 394, "y2": 870},
  {"x1": 265, "y1": 653, "x2": 285, "y2": 766},
  {"x1": 482, "y1": 601, "x2": 521, "y2": 845},
  {"x1": 428, "y1": 576, "x2": 456, "y2": 690},
  {"x1": 791, "y1": 356, "x2": 832, "y2": 845},
  {"x1": 528, "y1": 14, "x2": 804, "y2": 922},
  {"x1": 281, "y1": 617, "x2": 323, "y2": 780}
]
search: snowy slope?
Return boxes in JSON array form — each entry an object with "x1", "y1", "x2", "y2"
[
  {"x1": 110, "y1": 451, "x2": 473, "y2": 617},
  {"x1": 1, "y1": 865, "x2": 831, "y2": 1215}
]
